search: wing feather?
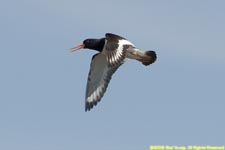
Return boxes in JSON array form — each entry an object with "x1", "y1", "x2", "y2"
[
  {"x1": 85, "y1": 53, "x2": 123, "y2": 111},
  {"x1": 103, "y1": 33, "x2": 135, "y2": 67}
]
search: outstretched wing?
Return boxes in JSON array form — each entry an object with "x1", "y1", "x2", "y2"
[
  {"x1": 103, "y1": 33, "x2": 135, "y2": 67},
  {"x1": 85, "y1": 53, "x2": 123, "y2": 111}
]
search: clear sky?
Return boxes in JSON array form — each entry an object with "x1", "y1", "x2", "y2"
[{"x1": 0, "y1": 0, "x2": 225, "y2": 150}]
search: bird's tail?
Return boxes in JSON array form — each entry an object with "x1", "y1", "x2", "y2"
[{"x1": 135, "y1": 50, "x2": 157, "y2": 66}]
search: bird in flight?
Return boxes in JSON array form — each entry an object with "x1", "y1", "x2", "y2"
[{"x1": 70, "y1": 33, "x2": 157, "y2": 111}]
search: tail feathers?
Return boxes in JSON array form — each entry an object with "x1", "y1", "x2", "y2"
[{"x1": 141, "y1": 51, "x2": 157, "y2": 66}]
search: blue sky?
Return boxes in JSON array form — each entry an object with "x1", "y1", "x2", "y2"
[{"x1": 0, "y1": 0, "x2": 225, "y2": 150}]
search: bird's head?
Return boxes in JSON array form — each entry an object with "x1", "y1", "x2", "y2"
[{"x1": 70, "y1": 38, "x2": 105, "y2": 52}]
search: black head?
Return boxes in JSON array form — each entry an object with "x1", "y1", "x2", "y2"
[
  {"x1": 70, "y1": 38, "x2": 105, "y2": 52},
  {"x1": 83, "y1": 38, "x2": 105, "y2": 51}
]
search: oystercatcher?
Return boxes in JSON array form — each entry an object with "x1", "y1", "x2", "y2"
[{"x1": 70, "y1": 33, "x2": 157, "y2": 111}]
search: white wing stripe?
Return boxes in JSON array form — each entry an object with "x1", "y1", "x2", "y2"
[
  {"x1": 103, "y1": 39, "x2": 135, "y2": 66},
  {"x1": 85, "y1": 53, "x2": 123, "y2": 111},
  {"x1": 85, "y1": 37, "x2": 135, "y2": 111}
]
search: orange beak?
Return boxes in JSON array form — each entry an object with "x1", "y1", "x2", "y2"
[{"x1": 70, "y1": 44, "x2": 85, "y2": 52}]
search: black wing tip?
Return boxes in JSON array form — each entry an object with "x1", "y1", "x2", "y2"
[
  {"x1": 105, "y1": 33, "x2": 125, "y2": 40},
  {"x1": 85, "y1": 100, "x2": 99, "y2": 112},
  {"x1": 85, "y1": 102, "x2": 93, "y2": 112},
  {"x1": 85, "y1": 106, "x2": 91, "y2": 112},
  {"x1": 105, "y1": 33, "x2": 116, "y2": 37}
]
